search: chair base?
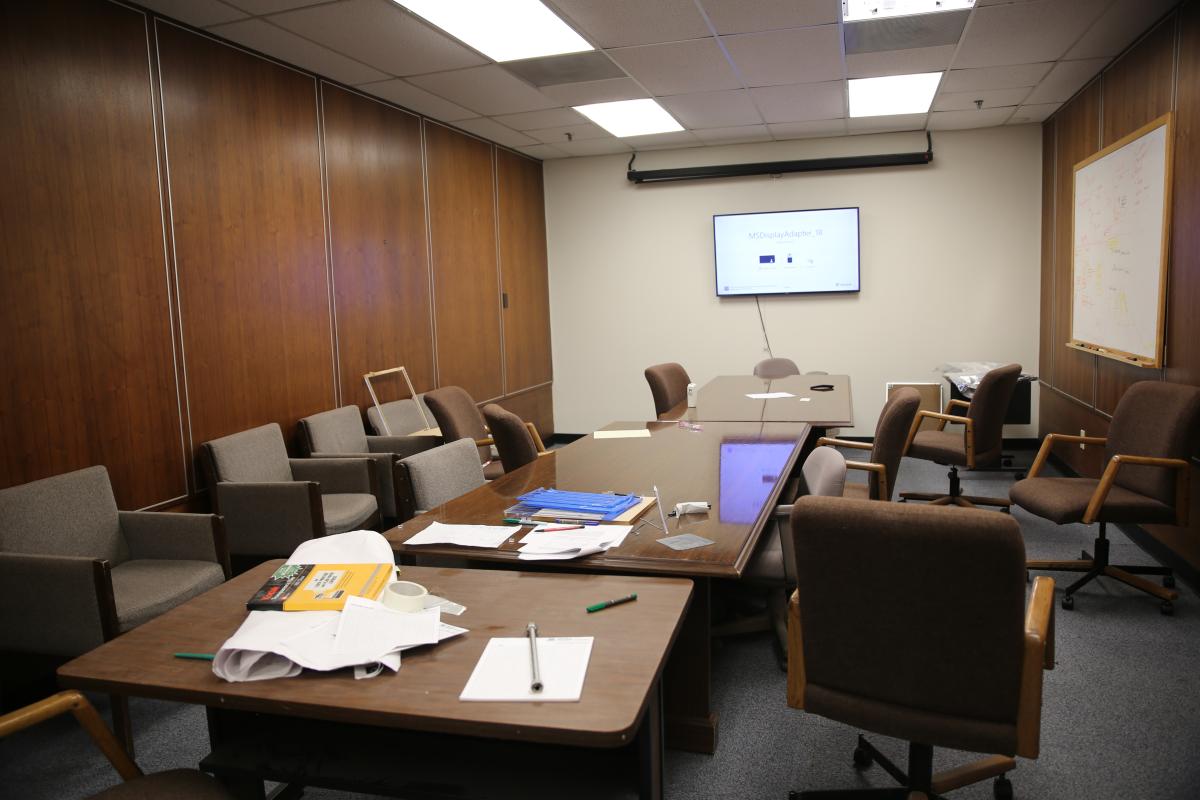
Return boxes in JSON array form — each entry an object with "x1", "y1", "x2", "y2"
[
  {"x1": 899, "y1": 466, "x2": 1010, "y2": 511},
  {"x1": 1027, "y1": 523, "x2": 1179, "y2": 614},
  {"x1": 790, "y1": 736, "x2": 1015, "y2": 800}
]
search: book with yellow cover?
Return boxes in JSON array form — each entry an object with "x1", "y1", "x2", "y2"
[{"x1": 246, "y1": 563, "x2": 391, "y2": 611}]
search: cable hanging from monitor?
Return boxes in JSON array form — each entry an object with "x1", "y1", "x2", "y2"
[{"x1": 755, "y1": 295, "x2": 773, "y2": 358}]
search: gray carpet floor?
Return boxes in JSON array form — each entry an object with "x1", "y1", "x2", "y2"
[{"x1": 5, "y1": 452, "x2": 1200, "y2": 799}]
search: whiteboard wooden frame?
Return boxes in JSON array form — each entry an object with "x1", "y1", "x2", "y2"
[{"x1": 1068, "y1": 112, "x2": 1173, "y2": 368}]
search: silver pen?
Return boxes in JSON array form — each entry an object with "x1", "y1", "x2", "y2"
[{"x1": 527, "y1": 622, "x2": 543, "y2": 692}]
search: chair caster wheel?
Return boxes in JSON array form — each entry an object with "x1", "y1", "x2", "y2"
[
  {"x1": 1161, "y1": 600, "x2": 1174, "y2": 616},
  {"x1": 993, "y1": 774, "x2": 1014, "y2": 800},
  {"x1": 1164, "y1": 575, "x2": 1176, "y2": 589},
  {"x1": 852, "y1": 746, "x2": 872, "y2": 770},
  {"x1": 1061, "y1": 595, "x2": 1074, "y2": 611}
]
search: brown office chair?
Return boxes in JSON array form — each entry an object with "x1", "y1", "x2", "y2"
[
  {"x1": 481, "y1": 404, "x2": 547, "y2": 472},
  {"x1": 645, "y1": 362, "x2": 691, "y2": 419},
  {"x1": 900, "y1": 363, "x2": 1022, "y2": 509},
  {"x1": 424, "y1": 386, "x2": 505, "y2": 480},
  {"x1": 819, "y1": 387, "x2": 921, "y2": 501},
  {"x1": 1013, "y1": 381, "x2": 1200, "y2": 615},
  {"x1": 787, "y1": 497, "x2": 1054, "y2": 800},
  {"x1": 753, "y1": 357, "x2": 801, "y2": 379},
  {"x1": 0, "y1": 690, "x2": 234, "y2": 799}
]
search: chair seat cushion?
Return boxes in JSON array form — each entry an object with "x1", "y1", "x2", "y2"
[
  {"x1": 744, "y1": 531, "x2": 783, "y2": 581},
  {"x1": 321, "y1": 493, "x2": 378, "y2": 533},
  {"x1": 907, "y1": 430, "x2": 969, "y2": 465},
  {"x1": 92, "y1": 769, "x2": 235, "y2": 799},
  {"x1": 842, "y1": 481, "x2": 870, "y2": 500},
  {"x1": 111, "y1": 560, "x2": 225, "y2": 633},
  {"x1": 1010, "y1": 477, "x2": 1176, "y2": 524},
  {"x1": 483, "y1": 460, "x2": 506, "y2": 480}
]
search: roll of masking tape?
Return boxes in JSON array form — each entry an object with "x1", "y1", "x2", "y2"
[
  {"x1": 674, "y1": 501, "x2": 711, "y2": 515},
  {"x1": 383, "y1": 580, "x2": 428, "y2": 613}
]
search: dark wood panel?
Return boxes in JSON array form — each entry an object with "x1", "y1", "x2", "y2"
[
  {"x1": 0, "y1": 0, "x2": 186, "y2": 508},
  {"x1": 496, "y1": 149, "x2": 553, "y2": 393},
  {"x1": 157, "y1": 23, "x2": 334, "y2": 453},
  {"x1": 1167, "y1": 1, "x2": 1200, "y2": 389},
  {"x1": 321, "y1": 84, "x2": 435, "y2": 408},
  {"x1": 1038, "y1": 386, "x2": 1111, "y2": 478},
  {"x1": 492, "y1": 384, "x2": 555, "y2": 439},
  {"x1": 1039, "y1": 120, "x2": 1057, "y2": 388},
  {"x1": 425, "y1": 123, "x2": 504, "y2": 401}
]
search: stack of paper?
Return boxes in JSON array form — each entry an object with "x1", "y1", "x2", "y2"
[
  {"x1": 460, "y1": 636, "x2": 593, "y2": 702},
  {"x1": 516, "y1": 524, "x2": 632, "y2": 561},
  {"x1": 404, "y1": 521, "x2": 519, "y2": 548}
]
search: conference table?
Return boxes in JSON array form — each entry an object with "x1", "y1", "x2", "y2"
[
  {"x1": 58, "y1": 562, "x2": 692, "y2": 800},
  {"x1": 663, "y1": 374, "x2": 854, "y2": 428}
]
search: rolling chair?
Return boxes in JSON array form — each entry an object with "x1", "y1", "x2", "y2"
[
  {"x1": 644, "y1": 362, "x2": 691, "y2": 419},
  {"x1": 481, "y1": 404, "x2": 548, "y2": 472},
  {"x1": 754, "y1": 357, "x2": 801, "y2": 379},
  {"x1": 424, "y1": 386, "x2": 505, "y2": 480},
  {"x1": 818, "y1": 387, "x2": 921, "y2": 501}
]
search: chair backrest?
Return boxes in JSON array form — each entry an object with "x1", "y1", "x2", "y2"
[
  {"x1": 299, "y1": 405, "x2": 369, "y2": 454},
  {"x1": 967, "y1": 363, "x2": 1021, "y2": 464},
  {"x1": 799, "y1": 446, "x2": 847, "y2": 498},
  {"x1": 482, "y1": 404, "x2": 539, "y2": 472},
  {"x1": 870, "y1": 387, "x2": 922, "y2": 500},
  {"x1": 366, "y1": 397, "x2": 430, "y2": 436},
  {"x1": 0, "y1": 466, "x2": 127, "y2": 563},
  {"x1": 1107, "y1": 381, "x2": 1200, "y2": 505},
  {"x1": 644, "y1": 362, "x2": 691, "y2": 418},
  {"x1": 202, "y1": 423, "x2": 292, "y2": 484},
  {"x1": 753, "y1": 357, "x2": 800, "y2": 379},
  {"x1": 424, "y1": 386, "x2": 490, "y2": 463},
  {"x1": 790, "y1": 496, "x2": 1027, "y2": 754},
  {"x1": 398, "y1": 438, "x2": 486, "y2": 512}
]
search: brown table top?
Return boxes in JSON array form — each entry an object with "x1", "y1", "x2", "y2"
[
  {"x1": 665, "y1": 374, "x2": 853, "y2": 427},
  {"x1": 58, "y1": 562, "x2": 692, "y2": 749},
  {"x1": 387, "y1": 420, "x2": 809, "y2": 579}
]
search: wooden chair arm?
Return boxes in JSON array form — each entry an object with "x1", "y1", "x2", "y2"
[
  {"x1": 1016, "y1": 576, "x2": 1055, "y2": 759},
  {"x1": 786, "y1": 589, "x2": 805, "y2": 710},
  {"x1": 525, "y1": 422, "x2": 548, "y2": 454},
  {"x1": 816, "y1": 436, "x2": 871, "y2": 450},
  {"x1": 0, "y1": 691, "x2": 142, "y2": 780},
  {"x1": 922, "y1": 410, "x2": 972, "y2": 431},
  {"x1": 904, "y1": 411, "x2": 975, "y2": 467},
  {"x1": 944, "y1": 398, "x2": 971, "y2": 414},
  {"x1": 845, "y1": 460, "x2": 888, "y2": 501},
  {"x1": 1027, "y1": 433, "x2": 1108, "y2": 478},
  {"x1": 1082, "y1": 454, "x2": 1191, "y2": 525},
  {"x1": 474, "y1": 437, "x2": 495, "y2": 448}
]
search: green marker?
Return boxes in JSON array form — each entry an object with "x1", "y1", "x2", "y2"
[
  {"x1": 586, "y1": 593, "x2": 637, "y2": 613},
  {"x1": 173, "y1": 652, "x2": 215, "y2": 661}
]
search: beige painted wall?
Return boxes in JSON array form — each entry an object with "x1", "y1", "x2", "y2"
[{"x1": 543, "y1": 125, "x2": 1043, "y2": 436}]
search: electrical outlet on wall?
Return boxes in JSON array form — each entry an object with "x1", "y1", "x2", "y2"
[{"x1": 1080, "y1": 429, "x2": 1086, "y2": 449}]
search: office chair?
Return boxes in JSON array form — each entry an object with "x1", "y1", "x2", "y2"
[
  {"x1": 645, "y1": 362, "x2": 691, "y2": 418},
  {"x1": 424, "y1": 386, "x2": 505, "y2": 479},
  {"x1": 395, "y1": 438, "x2": 487, "y2": 520},
  {"x1": 787, "y1": 496, "x2": 1054, "y2": 800},
  {"x1": 754, "y1": 357, "x2": 801, "y2": 379},
  {"x1": 818, "y1": 387, "x2": 921, "y2": 501},
  {"x1": 0, "y1": 690, "x2": 234, "y2": 799},
  {"x1": 481, "y1": 404, "x2": 547, "y2": 472},
  {"x1": 1013, "y1": 381, "x2": 1200, "y2": 615},
  {"x1": 900, "y1": 363, "x2": 1021, "y2": 509}
]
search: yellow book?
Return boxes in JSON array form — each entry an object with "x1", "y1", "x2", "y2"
[{"x1": 246, "y1": 563, "x2": 391, "y2": 611}]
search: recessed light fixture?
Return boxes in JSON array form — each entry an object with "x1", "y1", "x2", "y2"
[
  {"x1": 573, "y1": 99, "x2": 684, "y2": 138},
  {"x1": 394, "y1": 0, "x2": 592, "y2": 62},
  {"x1": 848, "y1": 72, "x2": 943, "y2": 117},
  {"x1": 842, "y1": 0, "x2": 974, "y2": 23}
]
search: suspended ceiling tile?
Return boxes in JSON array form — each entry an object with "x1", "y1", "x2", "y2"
[
  {"x1": 928, "y1": 107, "x2": 1016, "y2": 130},
  {"x1": 550, "y1": 0, "x2": 710, "y2": 48},
  {"x1": 608, "y1": 39, "x2": 741, "y2": 95},
  {"x1": 515, "y1": 143, "x2": 569, "y2": 160},
  {"x1": 660, "y1": 89, "x2": 763, "y2": 129},
  {"x1": 139, "y1": 0, "x2": 246, "y2": 27},
  {"x1": 941, "y1": 63, "x2": 1053, "y2": 92},
  {"x1": 268, "y1": 0, "x2": 486, "y2": 77},
  {"x1": 527, "y1": 122, "x2": 610, "y2": 144},
  {"x1": 768, "y1": 118, "x2": 849, "y2": 139},
  {"x1": 954, "y1": 0, "x2": 1110, "y2": 68},
  {"x1": 700, "y1": 0, "x2": 840, "y2": 35},
  {"x1": 354, "y1": 78, "x2": 477, "y2": 121},
  {"x1": 723, "y1": 25, "x2": 844, "y2": 87},
  {"x1": 692, "y1": 124, "x2": 774, "y2": 144},
  {"x1": 539, "y1": 77, "x2": 647, "y2": 106},
  {"x1": 409, "y1": 66, "x2": 559, "y2": 116},
  {"x1": 1007, "y1": 103, "x2": 1062, "y2": 124},
  {"x1": 624, "y1": 130, "x2": 702, "y2": 150},
  {"x1": 932, "y1": 87, "x2": 1032, "y2": 111},
  {"x1": 1023, "y1": 58, "x2": 1108, "y2": 104},
  {"x1": 846, "y1": 113, "x2": 926, "y2": 134},
  {"x1": 452, "y1": 117, "x2": 539, "y2": 148},
  {"x1": 845, "y1": 45, "x2": 956, "y2": 79},
  {"x1": 555, "y1": 138, "x2": 634, "y2": 156},
  {"x1": 207, "y1": 19, "x2": 388, "y2": 85},
  {"x1": 222, "y1": 0, "x2": 328, "y2": 13},
  {"x1": 1066, "y1": 0, "x2": 1179, "y2": 60},
  {"x1": 493, "y1": 108, "x2": 588, "y2": 131},
  {"x1": 750, "y1": 82, "x2": 845, "y2": 124}
]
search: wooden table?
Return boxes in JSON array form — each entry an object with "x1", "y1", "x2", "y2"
[
  {"x1": 664, "y1": 374, "x2": 854, "y2": 427},
  {"x1": 58, "y1": 562, "x2": 693, "y2": 800},
  {"x1": 387, "y1": 419, "x2": 809, "y2": 754}
]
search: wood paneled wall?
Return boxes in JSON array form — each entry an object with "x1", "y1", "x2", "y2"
[
  {"x1": 1039, "y1": 4, "x2": 1200, "y2": 569},
  {"x1": 0, "y1": 0, "x2": 553, "y2": 511}
]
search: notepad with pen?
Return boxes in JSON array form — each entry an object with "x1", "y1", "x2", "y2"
[{"x1": 505, "y1": 488, "x2": 644, "y2": 523}]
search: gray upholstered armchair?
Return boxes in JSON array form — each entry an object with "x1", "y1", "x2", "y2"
[
  {"x1": 199, "y1": 423, "x2": 380, "y2": 566},
  {"x1": 395, "y1": 438, "x2": 487, "y2": 521},
  {"x1": 299, "y1": 405, "x2": 439, "y2": 522},
  {"x1": 366, "y1": 396, "x2": 437, "y2": 436},
  {"x1": 0, "y1": 465, "x2": 228, "y2": 750}
]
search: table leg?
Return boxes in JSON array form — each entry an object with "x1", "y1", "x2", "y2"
[
  {"x1": 206, "y1": 707, "x2": 265, "y2": 800},
  {"x1": 663, "y1": 577, "x2": 717, "y2": 754},
  {"x1": 638, "y1": 680, "x2": 664, "y2": 800}
]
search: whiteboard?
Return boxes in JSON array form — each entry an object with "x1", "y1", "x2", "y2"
[{"x1": 1070, "y1": 113, "x2": 1172, "y2": 368}]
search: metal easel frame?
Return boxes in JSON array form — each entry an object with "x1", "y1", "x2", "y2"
[{"x1": 362, "y1": 366, "x2": 430, "y2": 436}]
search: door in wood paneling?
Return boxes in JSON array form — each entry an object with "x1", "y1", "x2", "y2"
[
  {"x1": 1039, "y1": 121, "x2": 1057, "y2": 388},
  {"x1": 322, "y1": 84, "x2": 435, "y2": 409},
  {"x1": 425, "y1": 123, "x2": 504, "y2": 401},
  {"x1": 157, "y1": 23, "x2": 334, "y2": 453},
  {"x1": 0, "y1": 1, "x2": 186, "y2": 508},
  {"x1": 1167, "y1": 2, "x2": 1200, "y2": 389},
  {"x1": 496, "y1": 149, "x2": 552, "y2": 394}
]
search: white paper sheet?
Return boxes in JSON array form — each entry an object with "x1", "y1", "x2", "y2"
[
  {"x1": 745, "y1": 392, "x2": 796, "y2": 399},
  {"x1": 288, "y1": 529, "x2": 395, "y2": 566},
  {"x1": 516, "y1": 525, "x2": 632, "y2": 560},
  {"x1": 592, "y1": 429, "x2": 651, "y2": 439},
  {"x1": 335, "y1": 597, "x2": 440, "y2": 655},
  {"x1": 405, "y1": 521, "x2": 519, "y2": 548},
  {"x1": 460, "y1": 637, "x2": 593, "y2": 702}
]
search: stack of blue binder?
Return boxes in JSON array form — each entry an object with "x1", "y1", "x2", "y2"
[{"x1": 506, "y1": 488, "x2": 640, "y2": 522}]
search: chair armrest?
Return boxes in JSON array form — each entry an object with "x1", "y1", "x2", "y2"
[
  {"x1": 526, "y1": 422, "x2": 548, "y2": 454},
  {"x1": 310, "y1": 452, "x2": 396, "y2": 518},
  {"x1": 786, "y1": 589, "x2": 806, "y2": 710},
  {"x1": 1016, "y1": 576, "x2": 1055, "y2": 759},
  {"x1": 366, "y1": 435, "x2": 441, "y2": 459},
  {"x1": 0, "y1": 691, "x2": 142, "y2": 780},
  {"x1": 1027, "y1": 433, "x2": 1108, "y2": 478},
  {"x1": 118, "y1": 511, "x2": 229, "y2": 577},
  {"x1": 815, "y1": 436, "x2": 871, "y2": 451},
  {"x1": 215, "y1": 482, "x2": 323, "y2": 556},
  {"x1": 845, "y1": 460, "x2": 888, "y2": 501},
  {"x1": 474, "y1": 437, "x2": 495, "y2": 448},
  {"x1": 944, "y1": 398, "x2": 971, "y2": 414},
  {"x1": 290, "y1": 457, "x2": 376, "y2": 496},
  {"x1": 1082, "y1": 453, "x2": 1192, "y2": 524},
  {"x1": 0, "y1": 553, "x2": 117, "y2": 655}
]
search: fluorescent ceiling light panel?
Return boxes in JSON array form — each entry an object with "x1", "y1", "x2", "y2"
[
  {"x1": 394, "y1": 0, "x2": 592, "y2": 62},
  {"x1": 573, "y1": 99, "x2": 684, "y2": 137},
  {"x1": 849, "y1": 72, "x2": 942, "y2": 117},
  {"x1": 842, "y1": 0, "x2": 974, "y2": 22}
]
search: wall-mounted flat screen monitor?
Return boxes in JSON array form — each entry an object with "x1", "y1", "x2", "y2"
[{"x1": 714, "y1": 207, "x2": 860, "y2": 297}]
